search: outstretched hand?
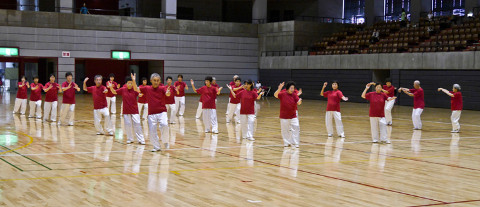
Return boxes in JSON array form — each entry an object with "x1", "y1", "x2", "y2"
[
  {"x1": 323, "y1": 82, "x2": 328, "y2": 87},
  {"x1": 84, "y1": 77, "x2": 89, "y2": 82},
  {"x1": 131, "y1": 73, "x2": 136, "y2": 81},
  {"x1": 190, "y1": 79, "x2": 194, "y2": 85},
  {"x1": 278, "y1": 82, "x2": 285, "y2": 89}
]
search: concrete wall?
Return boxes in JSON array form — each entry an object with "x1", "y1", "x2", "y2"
[
  {"x1": 0, "y1": 9, "x2": 258, "y2": 91},
  {"x1": 260, "y1": 52, "x2": 480, "y2": 70}
]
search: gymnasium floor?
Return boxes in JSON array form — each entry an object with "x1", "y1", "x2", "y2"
[{"x1": 1, "y1": 93, "x2": 480, "y2": 206}]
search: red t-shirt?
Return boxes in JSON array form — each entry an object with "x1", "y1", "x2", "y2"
[
  {"x1": 229, "y1": 81, "x2": 235, "y2": 87},
  {"x1": 87, "y1": 85, "x2": 108, "y2": 109},
  {"x1": 30, "y1": 83, "x2": 43, "y2": 101},
  {"x1": 105, "y1": 81, "x2": 118, "y2": 98},
  {"x1": 62, "y1": 81, "x2": 77, "y2": 104},
  {"x1": 383, "y1": 85, "x2": 395, "y2": 98},
  {"x1": 164, "y1": 85, "x2": 175, "y2": 104},
  {"x1": 197, "y1": 86, "x2": 218, "y2": 109},
  {"x1": 138, "y1": 85, "x2": 148, "y2": 104},
  {"x1": 140, "y1": 86, "x2": 168, "y2": 115},
  {"x1": 44, "y1": 82, "x2": 59, "y2": 102},
  {"x1": 278, "y1": 91, "x2": 299, "y2": 119},
  {"x1": 409, "y1": 88, "x2": 425, "y2": 109},
  {"x1": 16, "y1": 82, "x2": 28, "y2": 99},
  {"x1": 365, "y1": 92, "x2": 389, "y2": 117},
  {"x1": 230, "y1": 86, "x2": 243, "y2": 104},
  {"x1": 174, "y1": 81, "x2": 186, "y2": 97},
  {"x1": 116, "y1": 87, "x2": 139, "y2": 114},
  {"x1": 450, "y1": 91, "x2": 463, "y2": 111},
  {"x1": 323, "y1": 90, "x2": 343, "y2": 112},
  {"x1": 212, "y1": 83, "x2": 219, "y2": 88},
  {"x1": 238, "y1": 90, "x2": 258, "y2": 115}
]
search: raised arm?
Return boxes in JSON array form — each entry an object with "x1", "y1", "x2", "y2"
[
  {"x1": 256, "y1": 91, "x2": 265, "y2": 100},
  {"x1": 83, "y1": 77, "x2": 89, "y2": 91},
  {"x1": 190, "y1": 79, "x2": 197, "y2": 93},
  {"x1": 342, "y1": 96, "x2": 349, "y2": 101},
  {"x1": 297, "y1": 88, "x2": 302, "y2": 96},
  {"x1": 320, "y1": 82, "x2": 327, "y2": 96},
  {"x1": 26, "y1": 81, "x2": 30, "y2": 89},
  {"x1": 62, "y1": 83, "x2": 72, "y2": 92},
  {"x1": 217, "y1": 87, "x2": 223, "y2": 95},
  {"x1": 74, "y1": 83, "x2": 81, "y2": 92},
  {"x1": 226, "y1": 84, "x2": 236, "y2": 98},
  {"x1": 43, "y1": 83, "x2": 53, "y2": 92},
  {"x1": 362, "y1": 82, "x2": 374, "y2": 99},
  {"x1": 402, "y1": 88, "x2": 414, "y2": 97},
  {"x1": 108, "y1": 83, "x2": 117, "y2": 95},
  {"x1": 438, "y1": 88, "x2": 454, "y2": 97},
  {"x1": 274, "y1": 82, "x2": 285, "y2": 99},
  {"x1": 131, "y1": 73, "x2": 140, "y2": 93},
  {"x1": 297, "y1": 98, "x2": 302, "y2": 105}
]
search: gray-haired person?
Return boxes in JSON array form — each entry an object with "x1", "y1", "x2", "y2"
[
  {"x1": 438, "y1": 84, "x2": 463, "y2": 133},
  {"x1": 398, "y1": 80, "x2": 425, "y2": 130}
]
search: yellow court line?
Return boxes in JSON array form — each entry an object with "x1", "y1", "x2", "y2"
[{"x1": 0, "y1": 132, "x2": 34, "y2": 155}]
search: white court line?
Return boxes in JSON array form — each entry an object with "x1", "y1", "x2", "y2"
[{"x1": 1, "y1": 136, "x2": 480, "y2": 158}]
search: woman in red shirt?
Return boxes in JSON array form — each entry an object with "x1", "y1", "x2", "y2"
[
  {"x1": 43, "y1": 74, "x2": 61, "y2": 122},
  {"x1": 274, "y1": 81, "x2": 302, "y2": 148},
  {"x1": 226, "y1": 78, "x2": 243, "y2": 124},
  {"x1": 382, "y1": 78, "x2": 396, "y2": 126},
  {"x1": 438, "y1": 84, "x2": 463, "y2": 133},
  {"x1": 29, "y1": 76, "x2": 43, "y2": 119},
  {"x1": 362, "y1": 82, "x2": 396, "y2": 143},
  {"x1": 320, "y1": 81, "x2": 348, "y2": 138},
  {"x1": 13, "y1": 75, "x2": 29, "y2": 115},
  {"x1": 228, "y1": 79, "x2": 264, "y2": 141},
  {"x1": 191, "y1": 76, "x2": 223, "y2": 134},
  {"x1": 138, "y1": 77, "x2": 149, "y2": 120},
  {"x1": 165, "y1": 76, "x2": 179, "y2": 124}
]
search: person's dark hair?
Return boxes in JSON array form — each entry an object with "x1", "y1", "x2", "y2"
[
  {"x1": 402, "y1": 8, "x2": 405, "y2": 12},
  {"x1": 33, "y1": 76, "x2": 39, "y2": 80},
  {"x1": 166, "y1": 76, "x2": 173, "y2": 81},
  {"x1": 332, "y1": 80, "x2": 339, "y2": 86},
  {"x1": 125, "y1": 76, "x2": 132, "y2": 83},
  {"x1": 49, "y1": 73, "x2": 55, "y2": 78},
  {"x1": 178, "y1": 74, "x2": 183, "y2": 79},
  {"x1": 108, "y1": 73, "x2": 115, "y2": 78},
  {"x1": 245, "y1": 79, "x2": 254, "y2": 90},
  {"x1": 235, "y1": 77, "x2": 242, "y2": 82},
  {"x1": 385, "y1": 78, "x2": 392, "y2": 84},
  {"x1": 20, "y1": 75, "x2": 26, "y2": 80},
  {"x1": 141, "y1": 77, "x2": 147, "y2": 81},
  {"x1": 65, "y1": 72, "x2": 73, "y2": 78},
  {"x1": 376, "y1": 82, "x2": 383, "y2": 87},
  {"x1": 205, "y1": 76, "x2": 213, "y2": 82},
  {"x1": 285, "y1": 81, "x2": 296, "y2": 90}
]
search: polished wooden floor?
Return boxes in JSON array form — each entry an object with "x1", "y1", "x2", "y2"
[{"x1": 1, "y1": 92, "x2": 480, "y2": 206}]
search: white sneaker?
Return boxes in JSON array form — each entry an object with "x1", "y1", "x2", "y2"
[
  {"x1": 126, "y1": 140, "x2": 133, "y2": 144},
  {"x1": 151, "y1": 148, "x2": 161, "y2": 152},
  {"x1": 340, "y1": 135, "x2": 346, "y2": 138},
  {"x1": 205, "y1": 131, "x2": 211, "y2": 133},
  {"x1": 28, "y1": 116, "x2": 34, "y2": 118},
  {"x1": 139, "y1": 141, "x2": 146, "y2": 145},
  {"x1": 372, "y1": 140, "x2": 379, "y2": 143},
  {"x1": 20, "y1": 113, "x2": 25, "y2": 115},
  {"x1": 451, "y1": 130, "x2": 459, "y2": 133},
  {"x1": 385, "y1": 140, "x2": 391, "y2": 144},
  {"x1": 36, "y1": 117, "x2": 42, "y2": 119},
  {"x1": 164, "y1": 143, "x2": 170, "y2": 149},
  {"x1": 294, "y1": 145, "x2": 299, "y2": 148},
  {"x1": 170, "y1": 122, "x2": 176, "y2": 124},
  {"x1": 108, "y1": 132, "x2": 114, "y2": 136},
  {"x1": 213, "y1": 131, "x2": 219, "y2": 134},
  {"x1": 328, "y1": 134, "x2": 333, "y2": 137},
  {"x1": 247, "y1": 137, "x2": 255, "y2": 141},
  {"x1": 96, "y1": 132, "x2": 105, "y2": 135}
]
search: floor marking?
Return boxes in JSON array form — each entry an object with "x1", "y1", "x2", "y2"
[
  {"x1": 0, "y1": 157, "x2": 23, "y2": 171},
  {"x1": 409, "y1": 199, "x2": 480, "y2": 207},
  {"x1": 0, "y1": 145, "x2": 51, "y2": 170},
  {"x1": 0, "y1": 132, "x2": 34, "y2": 155}
]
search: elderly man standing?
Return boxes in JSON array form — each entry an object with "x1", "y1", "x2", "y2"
[{"x1": 398, "y1": 80, "x2": 425, "y2": 130}]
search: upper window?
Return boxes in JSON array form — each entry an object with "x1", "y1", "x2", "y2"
[
  {"x1": 433, "y1": 0, "x2": 465, "y2": 16},
  {"x1": 385, "y1": 0, "x2": 410, "y2": 21},
  {"x1": 344, "y1": 0, "x2": 365, "y2": 24}
]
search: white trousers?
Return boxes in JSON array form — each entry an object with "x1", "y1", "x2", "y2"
[
  {"x1": 226, "y1": 103, "x2": 240, "y2": 123},
  {"x1": 241, "y1": 114, "x2": 255, "y2": 139},
  {"x1": 370, "y1": 117, "x2": 388, "y2": 142},
  {"x1": 106, "y1": 96, "x2": 116, "y2": 114},
  {"x1": 59, "y1": 104, "x2": 75, "y2": 125},
  {"x1": 123, "y1": 114, "x2": 145, "y2": 143},
  {"x1": 384, "y1": 99, "x2": 395, "y2": 124},
  {"x1": 280, "y1": 118, "x2": 300, "y2": 146},
  {"x1": 412, "y1": 108, "x2": 424, "y2": 129},
  {"x1": 196, "y1": 102, "x2": 203, "y2": 119},
  {"x1": 13, "y1": 98, "x2": 27, "y2": 114},
  {"x1": 94, "y1": 107, "x2": 112, "y2": 134},
  {"x1": 166, "y1": 104, "x2": 177, "y2": 123},
  {"x1": 325, "y1": 111, "x2": 344, "y2": 137},
  {"x1": 148, "y1": 112, "x2": 170, "y2": 150},
  {"x1": 174, "y1": 96, "x2": 185, "y2": 116},
  {"x1": 29, "y1": 100, "x2": 42, "y2": 118},
  {"x1": 138, "y1": 103, "x2": 148, "y2": 119},
  {"x1": 44, "y1": 101, "x2": 58, "y2": 121},
  {"x1": 451, "y1": 110, "x2": 462, "y2": 131},
  {"x1": 202, "y1": 109, "x2": 218, "y2": 133}
]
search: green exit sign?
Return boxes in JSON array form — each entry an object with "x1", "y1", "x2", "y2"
[
  {"x1": 0, "y1": 47, "x2": 19, "y2": 57},
  {"x1": 111, "y1": 51, "x2": 131, "y2": 60}
]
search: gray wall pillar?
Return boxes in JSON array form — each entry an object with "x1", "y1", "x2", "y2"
[
  {"x1": 17, "y1": 0, "x2": 39, "y2": 11},
  {"x1": 411, "y1": 0, "x2": 432, "y2": 22},
  {"x1": 161, "y1": 0, "x2": 177, "y2": 19},
  {"x1": 58, "y1": 57, "x2": 75, "y2": 84},
  {"x1": 365, "y1": 0, "x2": 384, "y2": 26},
  {"x1": 56, "y1": 0, "x2": 73, "y2": 13},
  {"x1": 252, "y1": 0, "x2": 267, "y2": 23},
  {"x1": 318, "y1": 0, "x2": 343, "y2": 19}
]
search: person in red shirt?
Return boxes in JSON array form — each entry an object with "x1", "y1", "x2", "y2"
[
  {"x1": 211, "y1": 77, "x2": 219, "y2": 88},
  {"x1": 195, "y1": 95, "x2": 203, "y2": 119},
  {"x1": 59, "y1": 72, "x2": 80, "y2": 126},
  {"x1": 191, "y1": 76, "x2": 223, "y2": 133},
  {"x1": 28, "y1": 76, "x2": 43, "y2": 119},
  {"x1": 83, "y1": 75, "x2": 113, "y2": 136},
  {"x1": 226, "y1": 78, "x2": 243, "y2": 123},
  {"x1": 140, "y1": 73, "x2": 172, "y2": 152},
  {"x1": 320, "y1": 81, "x2": 348, "y2": 138},
  {"x1": 362, "y1": 82, "x2": 397, "y2": 143},
  {"x1": 165, "y1": 76, "x2": 179, "y2": 124},
  {"x1": 438, "y1": 84, "x2": 463, "y2": 133},
  {"x1": 382, "y1": 78, "x2": 396, "y2": 126},
  {"x1": 174, "y1": 74, "x2": 188, "y2": 116},
  {"x1": 43, "y1": 74, "x2": 61, "y2": 122},
  {"x1": 13, "y1": 75, "x2": 29, "y2": 115},
  {"x1": 106, "y1": 73, "x2": 120, "y2": 114},
  {"x1": 109, "y1": 74, "x2": 146, "y2": 144},
  {"x1": 274, "y1": 81, "x2": 302, "y2": 148},
  {"x1": 228, "y1": 79, "x2": 264, "y2": 141},
  {"x1": 138, "y1": 77, "x2": 149, "y2": 120},
  {"x1": 398, "y1": 80, "x2": 424, "y2": 130}
]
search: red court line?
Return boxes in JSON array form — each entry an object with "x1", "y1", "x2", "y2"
[
  {"x1": 175, "y1": 142, "x2": 446, "y2": 204},
  {"x1": 409, "y1": 199, "x2": 480, "y2": 207},
  {"x1": 301, "y1": 141, "x2": 480, "y2": 172}
]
